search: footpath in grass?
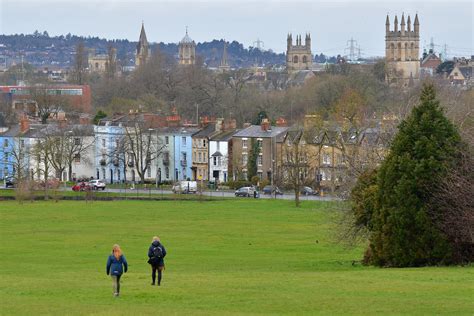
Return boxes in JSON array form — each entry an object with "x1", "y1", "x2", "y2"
[{"x1": 0, "y1": 199, "x2": 473, "y2": 315}]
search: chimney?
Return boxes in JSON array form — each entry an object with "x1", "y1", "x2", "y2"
[
  {"x1": 20, "y1": 115, "x2": 30, "y2": 133},
  {"x1": 215, "y1": 118, "x2": 224, "y2": 132},
  {"x1": 276, "y1": 117, "x2": 287, "y2": 127},
  {"x1": 224, "y1": 118, "x2": 237, "y2": 130},
  {"x1": 261, "y1": 118, "x2": 270, "y2": 131}
]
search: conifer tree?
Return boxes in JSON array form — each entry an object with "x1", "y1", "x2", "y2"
[{"x1": 368, "y1": 83, "x2": 462, "y2": 266}]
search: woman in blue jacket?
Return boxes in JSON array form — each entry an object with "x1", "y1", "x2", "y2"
[
  {"x1": 106, "y1": 244, "x2": 128, "y2": 297},
  {"x1": 147, "y1": 236, "x2": 167, "y2": 286}
]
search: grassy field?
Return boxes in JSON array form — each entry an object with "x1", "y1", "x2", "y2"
[{"x1": 0, "y1": 200, "x2": 472, "y2": 315}]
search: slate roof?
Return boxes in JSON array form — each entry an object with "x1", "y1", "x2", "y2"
[
  {"x1": 193, "y1": 124, "x2": 216, "y2": 138},
  {"x1": 233, "y1": 125, "x2": 288, "y2": 138},
  {"x1": 209, "y1": 129, "x2": 238, "y2": 142}
]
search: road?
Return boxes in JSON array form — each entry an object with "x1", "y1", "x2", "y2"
[{"x1": 1, "y1": 186, "x2": 338, "y2": 201}]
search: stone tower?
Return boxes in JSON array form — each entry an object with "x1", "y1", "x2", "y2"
[
  {"x1": 135, "y1": 22, "x2": 150, "y2": 67},
  {"x1": 286, "y1": 33, "x2": 312, "y2": 72},
  {"x1": 178, "y1": 27, "x2": 196, "y2": 65},
  {"x1": 218, "y1": 40, "x2": 230, "y2": 72},
  {"x1": 385, "y1": 13, "x2": 420, "y2": 85}
]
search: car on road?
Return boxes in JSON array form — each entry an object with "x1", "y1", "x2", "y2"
[
  {"x1": 5, "y1": 176, "x2": 16, "y2": 188},
  {"x1": 172, "y1": 180, "x2": 197, "y2": 194},
  {"x1": 262, "y1": 185, "x2": 283, "y2": 195},
  {"x1": 72, "y1": 182, "x2": 92, "y2": 192},
  {"x1": 235, "y1": 186, "x2": 256, "y2": 197},
  {"x1": 301, "y1": 186, "x2": 318, "y2": 195},
  {"x1": 89, "y1": 179, "x2": 106, "y2": 190}
]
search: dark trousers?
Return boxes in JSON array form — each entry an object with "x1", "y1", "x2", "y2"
[{"x1": 151, "y1": 265, "x2": 164, "y2": 285}]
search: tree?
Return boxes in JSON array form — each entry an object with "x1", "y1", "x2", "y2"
[
  {"x1": 29, "y1": 85, "x2": 70, "y2": 124},
  {"x1": 113, "y1": 121, "x2": 165, "y2": 184},
  {"x1": 73, "y1": 41, "x2": 87, "y2": 84},
  {"x1": 247, "y1": 138, "x2": 259, "y2": 181},
  {"x1": 368, "y1": 83, "x2": 463, "y2": 267},
  {"x1": 282, "y1": 130, "x2": 315, "y2": 207},
  {"x1": 93, "y1": 110, "x2": 107, "y2": 125}
]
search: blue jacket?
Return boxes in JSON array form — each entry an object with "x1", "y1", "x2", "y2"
[
  {"x1": 148, "y1": 241, "x2": 167, "y2": 266},
  {"x1": 106, "y1": 254, "x2": 128, "y2": 276}
]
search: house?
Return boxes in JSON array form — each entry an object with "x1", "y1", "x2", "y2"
[
  {"x1": 232, "y1": 119, "x2": 288, "y2": 181},
  {"x1": 420, "y1": 51, "x2": 442, "y2": 77},
  {"x1": 191, "y1": 123, "x2": 216, "y2": 181},
  {"x1": 448, "y1": 65, "x2": 473, "y2": 85},
  {"x1": 171, "y1": 127, "x2": 199, "y2": 181},
  {"x1": 208, "y1": 119, "x2": 238, "y2": 183}
]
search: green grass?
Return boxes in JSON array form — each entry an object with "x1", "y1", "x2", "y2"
[{"x1": 0, "y1": 200, "x2": 472, "y2": 315}]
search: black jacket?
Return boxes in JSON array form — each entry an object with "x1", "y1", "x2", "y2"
[{"x1": 148, "y1": 240, "x2": 167, "y2": 266}]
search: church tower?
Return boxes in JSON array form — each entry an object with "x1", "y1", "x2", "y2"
[
  {"x1": 385, "y1": 13, "x2": 420, "y2": 85},
  {"x1": 218, "y1": 40, "x2": 230, "y2": 72},
  {"x1": 286, "y1": 33, "x2": 313, "y2": 72},
  {"x1": 178, "y1": 27, "x2": 196, "y2": 65},
  {"x1": 135, "y1": 22, "x2": 150, "y2": 67}
]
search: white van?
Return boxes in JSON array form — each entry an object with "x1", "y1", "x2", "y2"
[{"x1": 172, "y1": 181, "x2": 198, "y2": 194}]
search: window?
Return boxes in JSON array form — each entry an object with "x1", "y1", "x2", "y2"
[
  {"x1": 213, "y1": 156, "x2": 217, "y2": 166},
  {"x1": 257, "y1": 172, "x2": 263, "y2": 179},
  {"x1": 74, "y1": 138, "x2": 80, "y2": 146},
  {"x1": 165, "y1": 167, "x2": 169, "y2": 179},
  {"x1": 182, "y1": 137, "x2": 187, "y2": 146},
  {"x1": 102, "y1": 138, "x2": 106, "y2": 148},
  {"x1": 257, "y1": 139, "x2": 263, "y2": 148},
  {"x1": 74, "y1": 153, "x2": 81, "y2": 163},
  {"x1": 115, "y1": 139, "x2": 120, "y2": 148},
  {"x1": 147, "y1": 167, "x2": 151, "y2": 178},
  {"x1": 20, "y1": 139, "x2": 25, "y2": 148},
  {"x1": 3, "y1": 139, "x2": 8, "y2": 148},
  {"x1": 198, "y1": 152, "x2": 202, "y2": 162},
  {"x1": 257, "y1": 155, "x2": 263, "y2": 166},
  {"x1": 303, "y1": 55, "x2": 307, "y2": 63},
  {"x1": 242, "y1": 153, "x2": 248, "y2": 165},
  {"x1": 203, "y1": 139, "x2": 206, "y2": 147},
  {"x1": 4, "y1": 152, "x2": 8, "y2": 162},
  {"x1": 165, "y1": 136, "x2": 169, "y2": 145},
  {"x1": 293, "y1": 55, "x2": 298, "y2": 63},
  {"x1": 182, "y1": 152, "x2": 187, "y2": 161},
  {"x1": 323, "y1": 154, "x2": 331, "y2": 165},
  {"x1": 242, "y1": 139, "x2": 248, "y2": 149}
]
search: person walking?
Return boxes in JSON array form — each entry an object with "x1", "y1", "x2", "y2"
[
  {"x1": 147, "y1": 236, "x2": 167, "y2": 286},
  {"x1": 106, "y1": 244, "x2": 128, "y2": 297}
]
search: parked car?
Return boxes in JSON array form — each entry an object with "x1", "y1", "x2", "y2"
[
  {"x1": 5, "y1": 176, "x2": 16, "y2": 188},
  {"x1": 235, "y1": 186, "x2": 256, "y2": 197},
  {"x1": 263, "y1": 185, "x2": 283, "y2": 195},
  {"x1": 172, "y1": 181, "x2": 197, "y2": 194},
  {"x1": 72, "y1": 182, "x2": 91, "y2": 192},
  {"x1": 301, "y1": 186, "x2": 318, "y2": 195},
  {"x1": 89, "y1": 179, "x2": 106, "y2": 190}
]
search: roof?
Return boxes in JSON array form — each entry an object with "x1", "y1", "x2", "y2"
[
  {"x1": 180, "y1": 30, "x2": 194, "y2": 44},
  {"x1": 210, "y1": 129, "x2": 239, "y2": 142},
  {"x1": 459, "y1": 66, "x2": 473, "y2": 78},
  {"x1": 233, "y1": 125, "x2": 288, "y2": 138},
  {"x1": 211, "y1": 151, "x2": 223, "y2": 157},
  {"x1": 193, "y1": 124, "x2": 216, "y2": 138}
]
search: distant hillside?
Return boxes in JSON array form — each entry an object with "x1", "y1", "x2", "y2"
[
  {"x1": 0, "y1": 31, "x2": 289, "y2": 68},
  {"x1": 0, "y1": 31, "x2": 341, "y2": 69}
]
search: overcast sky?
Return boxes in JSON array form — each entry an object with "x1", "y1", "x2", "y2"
[{"x1": 1, "y1": 0, "x2": 472, "y2": 57}]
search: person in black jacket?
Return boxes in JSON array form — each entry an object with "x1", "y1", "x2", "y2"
[
  {"x1": 106, "y1": 244, "x2": 128, "y2": 297},
  {"x1": 147, "y1": 236, "x2": 167, "y2": 286}
]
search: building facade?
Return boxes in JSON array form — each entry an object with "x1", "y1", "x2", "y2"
[
  {"x1": 385, "y1": 14, "x2": 420, "y2": 85},
  {"x1": 178, "y1": 29, "x2": 196, "y2": 65},
  {"x1": 286, "y1": 33, "x2": 312, "y2": 72}
]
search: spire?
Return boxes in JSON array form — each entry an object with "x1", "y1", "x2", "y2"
[
  {"x1": 407, "y1": 15, "x2": 412, "y2": 32},
  {"x1": 394, "y1": 15, "x2": 398, "y2": 32},
  {"x1": 139, "y1": 22, "x2": 148, "y2": 45},
  {"x1": 401, "y1": 13, "x2": 405, "y2": 34},
  {"x1": 414, "y1": 13, "x2": 420, "y2": 35},
  {"x1": 386, "y1": 14, "x2": 390, "y2": 33}
]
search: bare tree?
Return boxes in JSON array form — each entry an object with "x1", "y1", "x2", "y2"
[
  {"x1": 73, "y1": 41, "x2": 87, "y2": 84},
  {"x1": 9, "y1": 136, "x2": 30, "y2": 181},
  {"x1": 111, "y1": 121, "x2": 165, "y2": 184},
  {"x1": 282, "y1": 129, "x2": 316, "y2": 207}
]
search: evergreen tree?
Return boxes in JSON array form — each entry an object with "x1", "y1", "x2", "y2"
[
  {"x1": 247, "y1": 138, "x2": 259, "y2": 181},
  {"x1": 369, "y1": 83, "x2": 462, "y2": 267}
]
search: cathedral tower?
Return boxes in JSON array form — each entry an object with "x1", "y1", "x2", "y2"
[
  {"x1": 135, "y1": 22, "x2": 150, "y2": 67},
  {"x1": 178, "y1": 27, "x2": 196, "y2": 65},
  {"x1": 385, "y1": 13, "x2": 420, "y2": 85},
  {"x1": 286, "y1": 33, "x2": 312, "y2": 72}
]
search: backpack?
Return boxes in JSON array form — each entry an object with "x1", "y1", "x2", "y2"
[{"x1": 152, "y1": 246, "x2": 163, "y2": 259}]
